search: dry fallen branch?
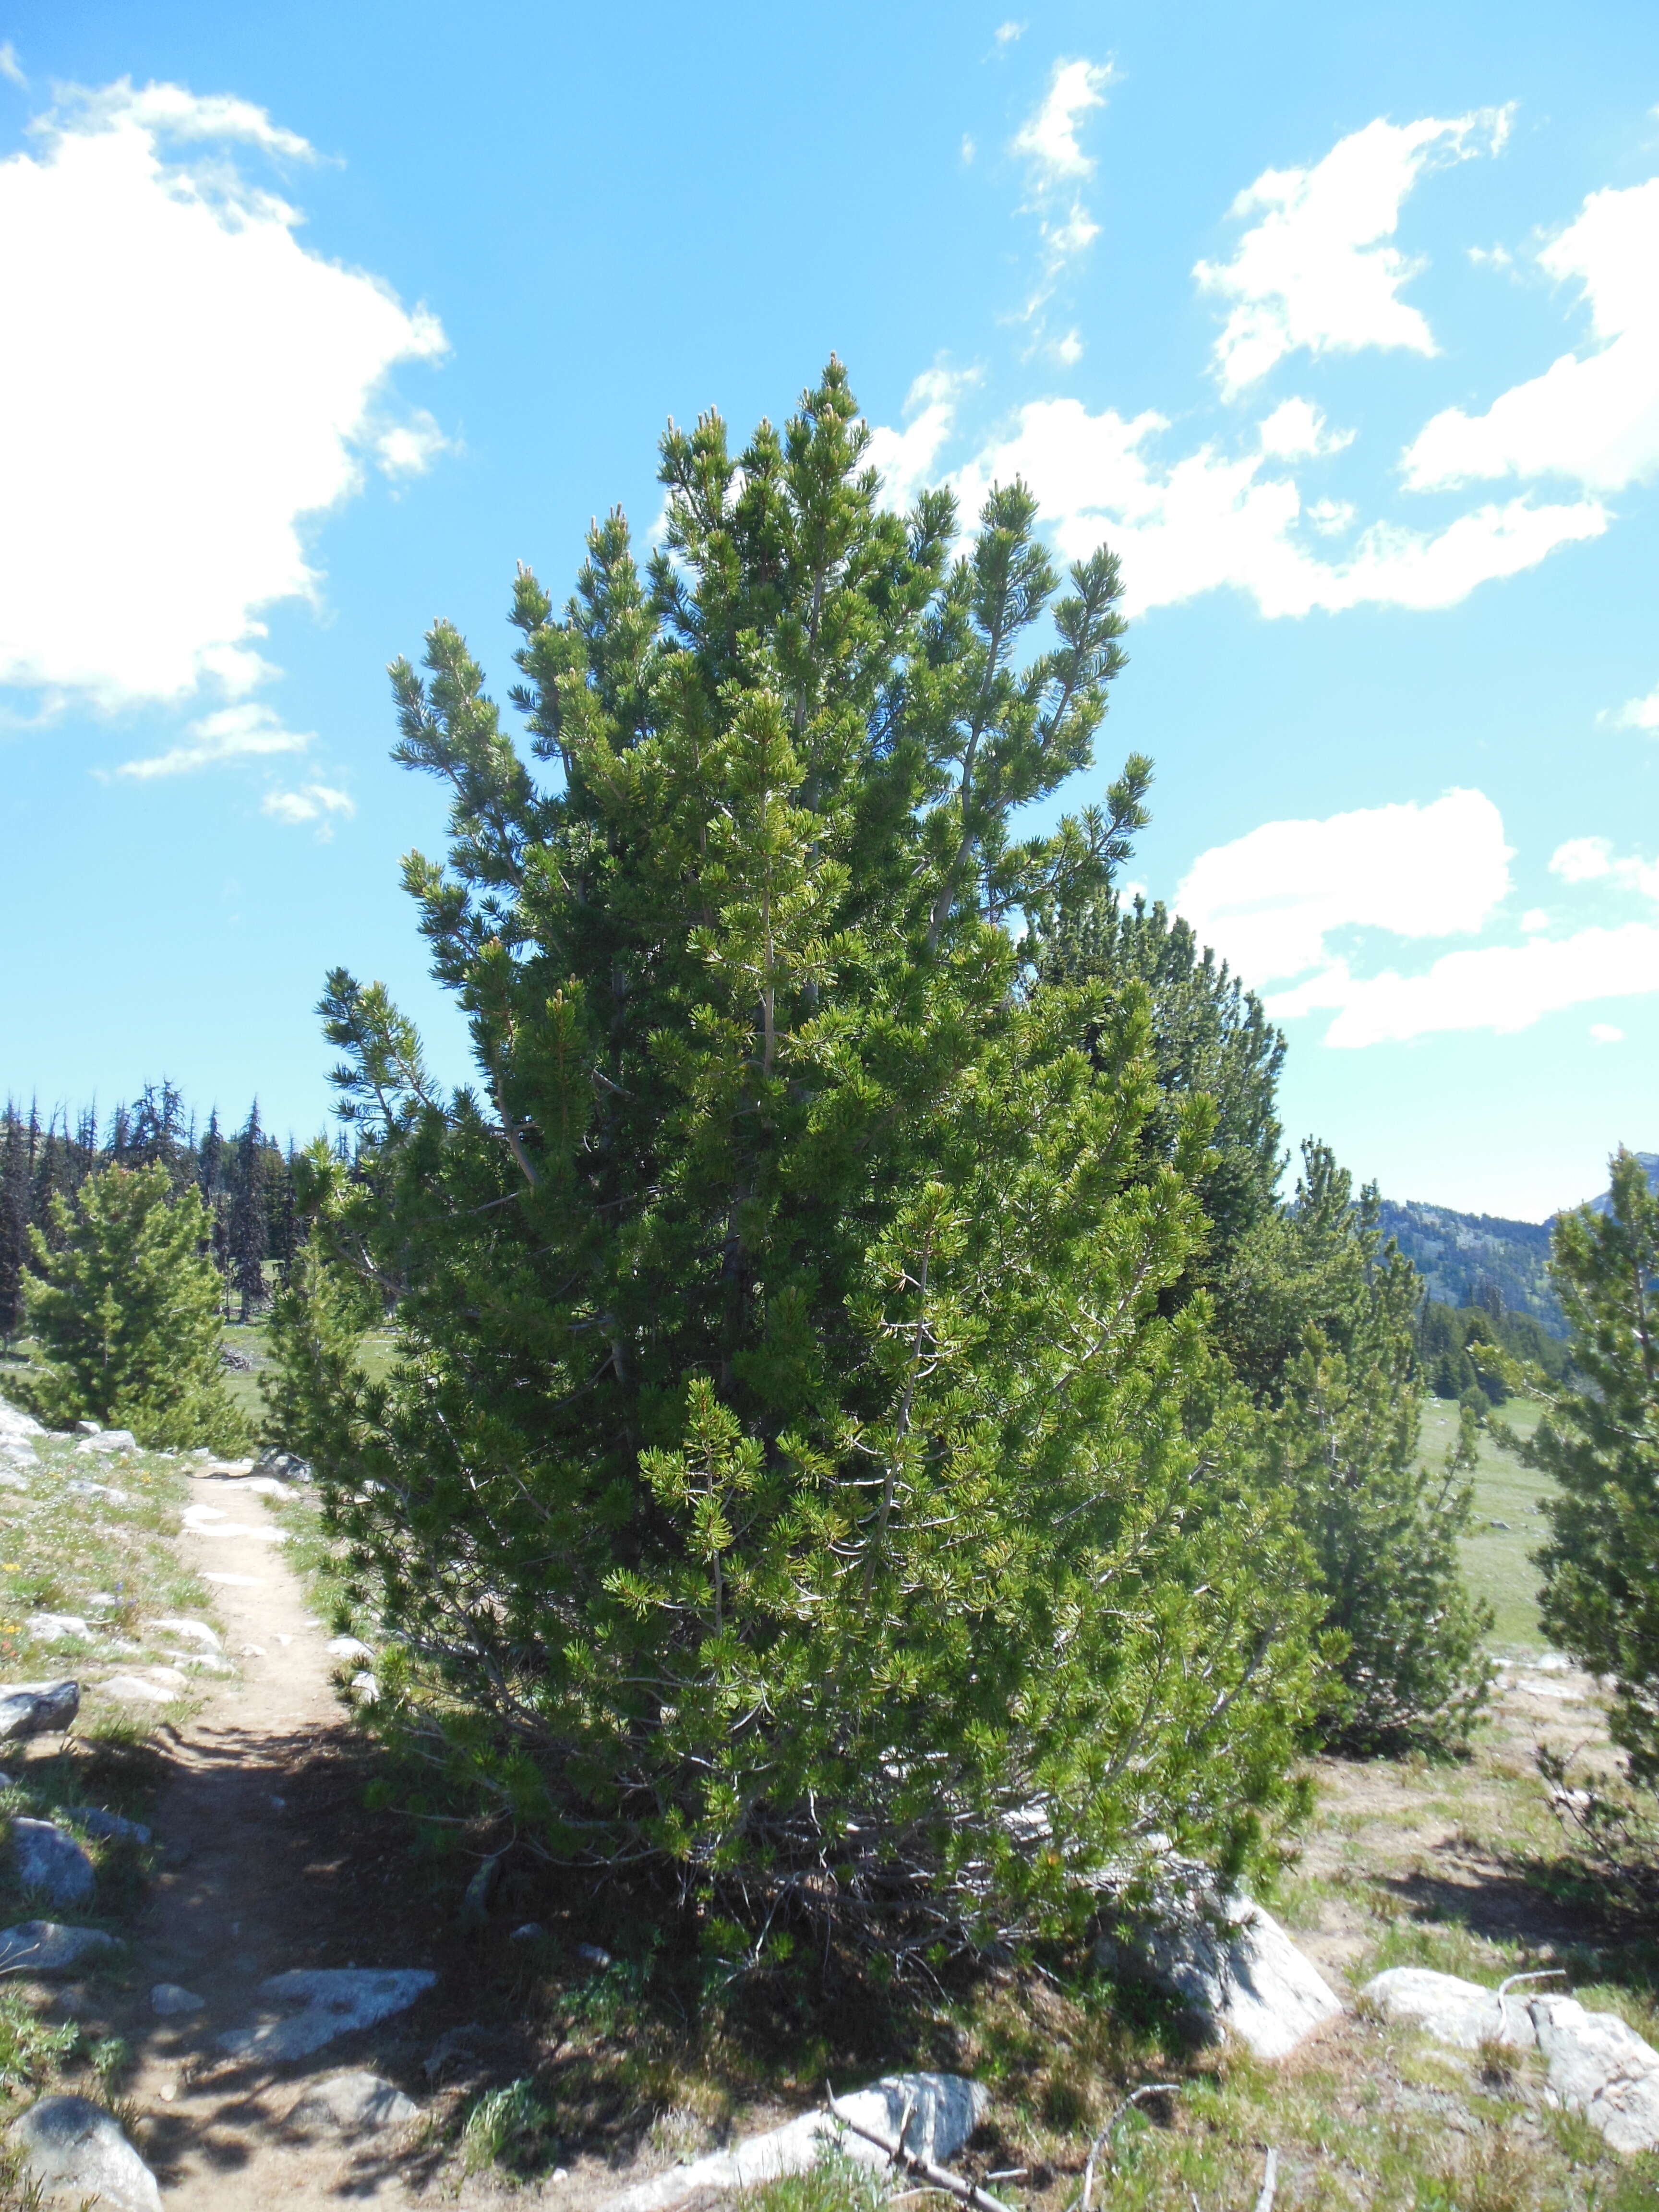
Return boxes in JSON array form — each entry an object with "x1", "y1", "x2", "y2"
[
  {"x1": 824, "y1": 2084, "x2": 1013, "y2": 2212},
  {"x1": 1253, "y1": 2145, "x2": 1278, "y2": 2212},
  {"x1": 1079, "y1": 2083, "x2": 1182, "y2": 2212}
]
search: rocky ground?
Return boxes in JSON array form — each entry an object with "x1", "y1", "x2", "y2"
[{"x1": 2, "y1": 1396, "x2": 1658, "y2": 2209}]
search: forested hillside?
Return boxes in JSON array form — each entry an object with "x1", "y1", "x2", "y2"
[{"x1": 1380, "y1": 1195, "x2": 1562, "y2": 1334}]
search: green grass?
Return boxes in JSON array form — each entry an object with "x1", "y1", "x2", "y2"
[{"x1": 1417, "y1": 1396, "x2": 1552, "y2": 1649}]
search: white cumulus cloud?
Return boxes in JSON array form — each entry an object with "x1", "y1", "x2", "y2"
[
  {"x1": 1258, "y1": 397, "x2": 1354, "y2": 459},
  {"x1": 0, "y1": 78, "x2": 448, "y2": 709},
  {"x1": 1174, "y1": 788, "x2": 1511, "y2": 988},
  {"x1": 262, "y1": 781, "x2": 355, "y2": 830},
  {"x1": 1610, "y1": 681, "x2": 1659, "y2": 731},
  {"x1": 866, "y1": 366, "x2": 980, "y2": 511},
  {"x1": 1175, "y1": 797, "x2": 1659, "y2": 1049},
  {"x1": 1404, "y1": 176, "x2": 1659, "y2": 493},
  {"x1": 1195, "y1": 110, "x2": 1511, "y2": 396},
  {"x1": 111, "y1": 702, "x2": 313, "y2": 780},
  {"x1": 1270, "y1": 925, "x2": 1659, "y2": 1046},
  {"x1": 944, "y1": 397, "x2": 1604, "y2": 616}
]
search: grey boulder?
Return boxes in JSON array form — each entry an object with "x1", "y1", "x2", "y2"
[
  {"x1": 254, "y1": 1449, "x2": 313, "y2": 1483},
  {"x1": 10, "y1": 2094, "x2": 162, "y2": 2212},
  {"x1": 217, "y1": 1966, "x2": 437, "y2": 2062},
  {"x1": 1533, "y1": 1994, "x2": 1659, "y2": 2156},
  {"x1": 0, "y1": 1922, "x2": 121, "y2": 1973},
  {"x1": 78, "y1": 1808, "x2": 152, "y2": 1847},
  {"x1": 14, "y1": 1819, "x2": 96, "y2": 1907},
  {"x1": 1101, "y1": 1890, "x2": 1343, "y2": 2059},
  {"x1": 1362, "y1": 1966, "x2": 1536, "y2": 2050},
  {"x1": 0, "y1": 1680, "x2": 80, "y2": 1740},
  {"x1": 74, "y1": 1431, "x2": 137, "y2": 1456},
  {"x1": 286, "y1": 2069, "x2": 421, "y2": 2137}
]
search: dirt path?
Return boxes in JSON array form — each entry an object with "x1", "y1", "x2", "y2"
[{"x1": 112, "y1": 1468, "x2": 454, "y2": 2207}]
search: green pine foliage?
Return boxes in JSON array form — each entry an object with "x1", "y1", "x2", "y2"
[
  {"x1": 1416, "y1": 1293, "x2": 1569, "y2": 1404},
  {"x1": 1250, "y1": 1147, "x2": 1492, "y2": 1751},
  {"x1": 1036, "y1": 891, "x2": 1286, "y2": 1303},
  {"x1": 290, "y1": 361, "x2": 1325, "y2": 1949},
  {"x1": 260, "y1": 1154, "x2": 378, "y2": 1466},
  {"x1": 19, "y1": 1162, "x2": 249, "y2": 1450},
  {"x1": 1528, "y1": 1148, "x2": 1659, "y2": 1783}
]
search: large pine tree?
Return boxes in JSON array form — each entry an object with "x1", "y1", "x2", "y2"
[{"x1": 280, "y1": 361, "x2": 1323, "y2": 1948}]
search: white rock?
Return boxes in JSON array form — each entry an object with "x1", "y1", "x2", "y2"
[
  {"x1": 74, "y1": 1421, "x2": 100, "y2": 1438},
  {"x1": 150, "y1": 1983, "x2": 206, "y2": 2016},
  {"x1": 74, "y1": 1431, "x2": 137, "y2": 1456},
  {"x1": 240, "y1": 1645, "x2": 268, "y2": 1659},
  {"x1": 181, "y1": 1504, "x2": 286, "y2": 1543},
  {"x1": 1362, "y1": 1967, "x2": 1537, "y2": 2050},
  {"x1": 350, "y1": 1671, "x2": 381, "y2": 1704},
  {"x1": 67, "y1": 1481, "x2": 128, "y2": 1502},
  {"x1": 216, "y1": 1967, "x2": 437, "y2": 2062},
  {"x1": 1532, "y1": 1994, "x2": 1659, "y2": 2156},
  {"x1": 598, "y1": 2074, "x2": 986, "y2": 2212},
  {"x1": 0, "y1": 1467, "x2": 30, "y2": 1491},
  {"x1": 328, "y1": 1636, "x2": 373, "y2": 1660},
  {"x1": 98, "y1": 1675, "x2": 174, "y2": 1705},
  {"x1": 0, "y1": 1922, "x2": 121, "y2": 1973},
  {"x1": 1104, "y1": 1892, "x2": 1344, "y2": 2060},
  {"x1": 0, "y1": 1396, "x2": 46, "y2": 1445},
  {"x1": 10, "y1": 2093, "x2": 162, "y2": 2211},
  {"x1": 26, "y1": 1615, "x2": 92, "y2": 1644},
  {"x1": 204, "y1": 1572, "x2": 266, "y2": 1587},
  {"x1": 206, "y1": 1476, "x2": 291, "y2": 1497},
  {"x1": 150, "y1": 1617, "x2": 222, "y2": 1652},
  {"x1": 286, "y1": 2069, "x2": 420, "y2": 2136}
]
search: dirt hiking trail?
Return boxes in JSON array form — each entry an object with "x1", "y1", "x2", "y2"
[{"x1": 107, "y1": 1469, "x2": 463, "y2": 2208}]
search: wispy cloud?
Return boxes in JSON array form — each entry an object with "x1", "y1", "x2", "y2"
[
  {"x1": 1195, "y1": 109, "x2": 1512, "y2": 395},
  {"x1": 110, "y1": 702, "x2": 313, "y2": 780},
  {"x1": 0, "y1": 44, "x2": 26, "y2": 89},
  {"x1": 866, "y1": 365, "x2": 981, "y2": 509},
  {"x1": 994, "y1": 21, "x2": 1026, "y2": 48},
  {"x1": 1010, "y1": 57, "x2": 1114, "y2": 354}
]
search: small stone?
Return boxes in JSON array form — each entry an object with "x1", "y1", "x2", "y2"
[
  {"x1": 26, "y1": 1615, "x2": 92, "y2": 1644},
  {"x1": 350, "y1": 1671, "x2": 380, "y2": 1705},
  {"x1": 10, "y1": 2093, "x2": 162, "y2": 2212},
  {"x1": 150, "y1": 1982, "x2": 206, "y2": 2017},
  {"x1": 254, "y1": 1448, "x2": 313, "y2": 1483},
  {"x1": 158, "y1": 2082, "x2": 176, "y2": 2101},
  {"x1": 150, "y1": 1618, "x2": 221, "y2": 1652},
  {"x1": 203, "y1": 1572, "x2": 265, "y2": 1587},
  {"x1": 74, "y1": 1431, "x2": 137, "y2": 1455},
  {"x1": 509, "y1": 1921, "x2": 547, "y2": 1943},
  {"x1": 98, "y1": 1675, "x2": 172, "y2": 1705},
  {"x1": 78, "y1": 1808, "x2": 152, "y2": 1846},
  {"x1": 240, "y1": 1644, "x2": 268, "y2": 1659},
  {"x1": 0, "y1": 1680, "x2": 80, "y2": 1741},
  {"x1": 269, "y1": 1794, "x2": 288, "y2": 1812},
  {"x1": 13, "y1": 1819, "x2": 96, "y2": 1907},
  {"x1": 74, "y1": 1421, "x2": 100, "y2": 1438},
  {"x1": 575, "y1": 1942, "x2": 614, "y2": 1969},
  {"x1": 0, "y1": 1922, "x2": 121, "y2": 1973},
  {"x1": 286, "y1": 2069, "x2": 421, "y2": 2137},
  {"x1": 327, "y1": 1636, "x2": 373, "y2": 1660}
]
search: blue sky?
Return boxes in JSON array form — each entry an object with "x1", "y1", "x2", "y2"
[{"x1": 1, "y1": 0, "x2": 1656, "y2": 1219}]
